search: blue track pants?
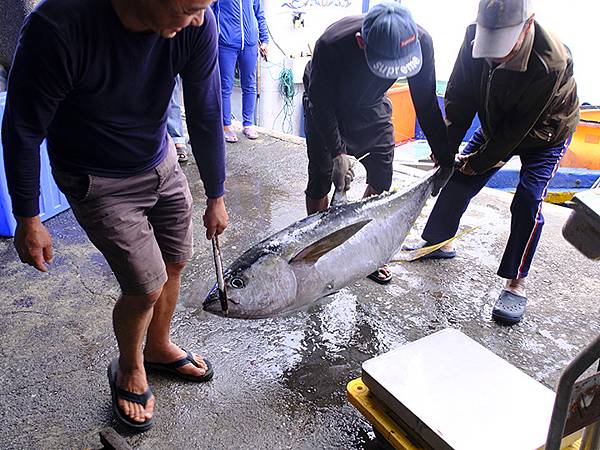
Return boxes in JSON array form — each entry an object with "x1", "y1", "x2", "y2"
[
  {"x1": 422, "y1": 129, "x2": 570, "y2": 279},
  {"x1": 219, "y1": 44, "x2": 258, "y2": 127}
]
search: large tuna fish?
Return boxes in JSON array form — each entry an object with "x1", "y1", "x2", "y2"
[{"x1": 203, "y1": 168, "x2": 448, "y2": 319}]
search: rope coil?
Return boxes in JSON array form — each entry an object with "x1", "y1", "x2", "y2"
[{"x1": 275, "y1": 67, "x2": 296, "y2": 134}]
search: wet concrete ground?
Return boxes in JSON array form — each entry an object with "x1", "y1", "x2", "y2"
[{"x1": 0, "y1": 132, "x2": 598, "y2": 449}]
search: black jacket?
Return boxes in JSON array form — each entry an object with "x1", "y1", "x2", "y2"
[
  {"x1": 445, "y1": 22, "x2": 579, "y2": 173},
  {"x1": 304, "y1": 15, "x2": 452, "y2": 167}
]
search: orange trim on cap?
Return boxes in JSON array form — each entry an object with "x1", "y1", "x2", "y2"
[{"x1": 400, "y1": 35, "x2": 416, "y2": 47}]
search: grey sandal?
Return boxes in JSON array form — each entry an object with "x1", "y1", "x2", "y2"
[{"x1": 492, "y1": 290, "x2": 527, "y2": 325}]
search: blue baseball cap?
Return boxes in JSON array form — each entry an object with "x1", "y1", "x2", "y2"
[{"x1": 362, "y1": 2, "x2": 422, "y2": 79}]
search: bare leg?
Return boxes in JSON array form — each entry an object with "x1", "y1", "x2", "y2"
[
  {"x1": 306, "y1": 195, "x2": 329, "y2": 215},
  {"x1": 440, "y1": 242, "x2": 455, "y2": 251},
  {"x1": 505, "y1": 277, "x2": 526, "y2": 297},
  {"x1": 362, "y1": 185, "x2": 391, "y2": 281},
  {"x1": 113, "y1": 289, "x2": 160, "y2": 423},
  {"x1": 144, "y1": 261, "x2": 208, "y2": 377},
  {"x1": 307, "y1": 184, "x2": 378, "y2": 215},
  {"x1": 362, "y1": 184, "x2": 379, "y2": 198}
]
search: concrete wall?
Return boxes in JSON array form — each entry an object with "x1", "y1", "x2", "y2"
[{"x1": 257, "y1": 0, "x2": 365, "y2": 136}]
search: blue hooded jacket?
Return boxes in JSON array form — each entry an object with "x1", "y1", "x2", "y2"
[{"x1": 212, "y1": 0, "x2": 269, "y2": 50}]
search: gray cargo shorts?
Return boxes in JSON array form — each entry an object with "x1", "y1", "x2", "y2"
[{"x1": 52, "y1": 143, "x2": 194, "y2": 295}]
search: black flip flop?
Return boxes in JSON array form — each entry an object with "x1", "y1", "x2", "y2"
[
  {"x1": 144, "y1": 348, "x2": 214, "y2": 382},
  {"x1": 107, "y1": 359, "x2": 154, "y2": 432},
  {"x1": 367, "y1": 266, "x2": 392, "y2": 285}
]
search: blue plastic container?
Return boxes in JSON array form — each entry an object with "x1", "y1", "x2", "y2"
[{"x1": 0, "y1": 92, "x2": 70, "y2": 237}]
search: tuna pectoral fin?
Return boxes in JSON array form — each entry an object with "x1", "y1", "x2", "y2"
[{"x1": 290, "y1": 219, "x2": 372, "y2": 263}]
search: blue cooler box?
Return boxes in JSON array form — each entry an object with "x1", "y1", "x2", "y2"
[{"x1": 0, "y1": 92, "x2": 70, "y2": 237}]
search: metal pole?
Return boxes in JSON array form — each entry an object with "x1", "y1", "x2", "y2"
[
  {"x1": 580, "y1": 421, "x2": 600, "y2": 450},
  {"x1": 581, "y1": 360, "x2": 600, "y2": 450},
  {"x1": 545, "y1": 335, "x2": 600, "y2": 450},
  {"x1": 211, "y1": 236, "x2": 228, "y2": 315}
]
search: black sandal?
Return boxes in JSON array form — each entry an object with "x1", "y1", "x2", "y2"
[
  {"x1": 367, "y1": 266, "x2": 392, "y2": 285},
  {"x1": 145, "y1": 348, "x2": 214, "y2": 382},
  {"x1": 107, "y1": 359, "x2": 154, "y2": 432}
]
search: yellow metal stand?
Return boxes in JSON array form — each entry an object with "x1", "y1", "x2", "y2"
[
  {"x1": 347, "y1": 378, "x2": 422, "y2": 450},
  {"x1": 347, "y1": 378, "x2": 582, "y2": 450}
]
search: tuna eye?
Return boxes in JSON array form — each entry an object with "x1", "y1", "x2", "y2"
[{"x1": 230, "y1": 277, "x2": 245, "y2": 289}]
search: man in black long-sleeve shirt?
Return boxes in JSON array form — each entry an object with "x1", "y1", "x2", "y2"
[
  {"x1": 2, "y1": 0, "x2": 228, "y2": 430},
  {"x1": 303, "y1": 2, "x2": 451, "y2": 283}
]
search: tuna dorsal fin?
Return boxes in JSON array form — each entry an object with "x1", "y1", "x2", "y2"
[{"x1": 290, "y1": 219, "x2": 372, "y2": 263}]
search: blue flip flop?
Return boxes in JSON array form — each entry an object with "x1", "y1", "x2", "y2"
[
  {"x1": 144, "y1": 349, "x2": 214, "y2": 382},
  {"x1": 492, "y1": 290, "x2": 528, "y2": 325}
]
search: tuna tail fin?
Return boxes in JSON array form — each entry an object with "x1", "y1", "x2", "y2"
[{"x1": 290, "y1": 219, "x2": 372, "y2": 263}]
